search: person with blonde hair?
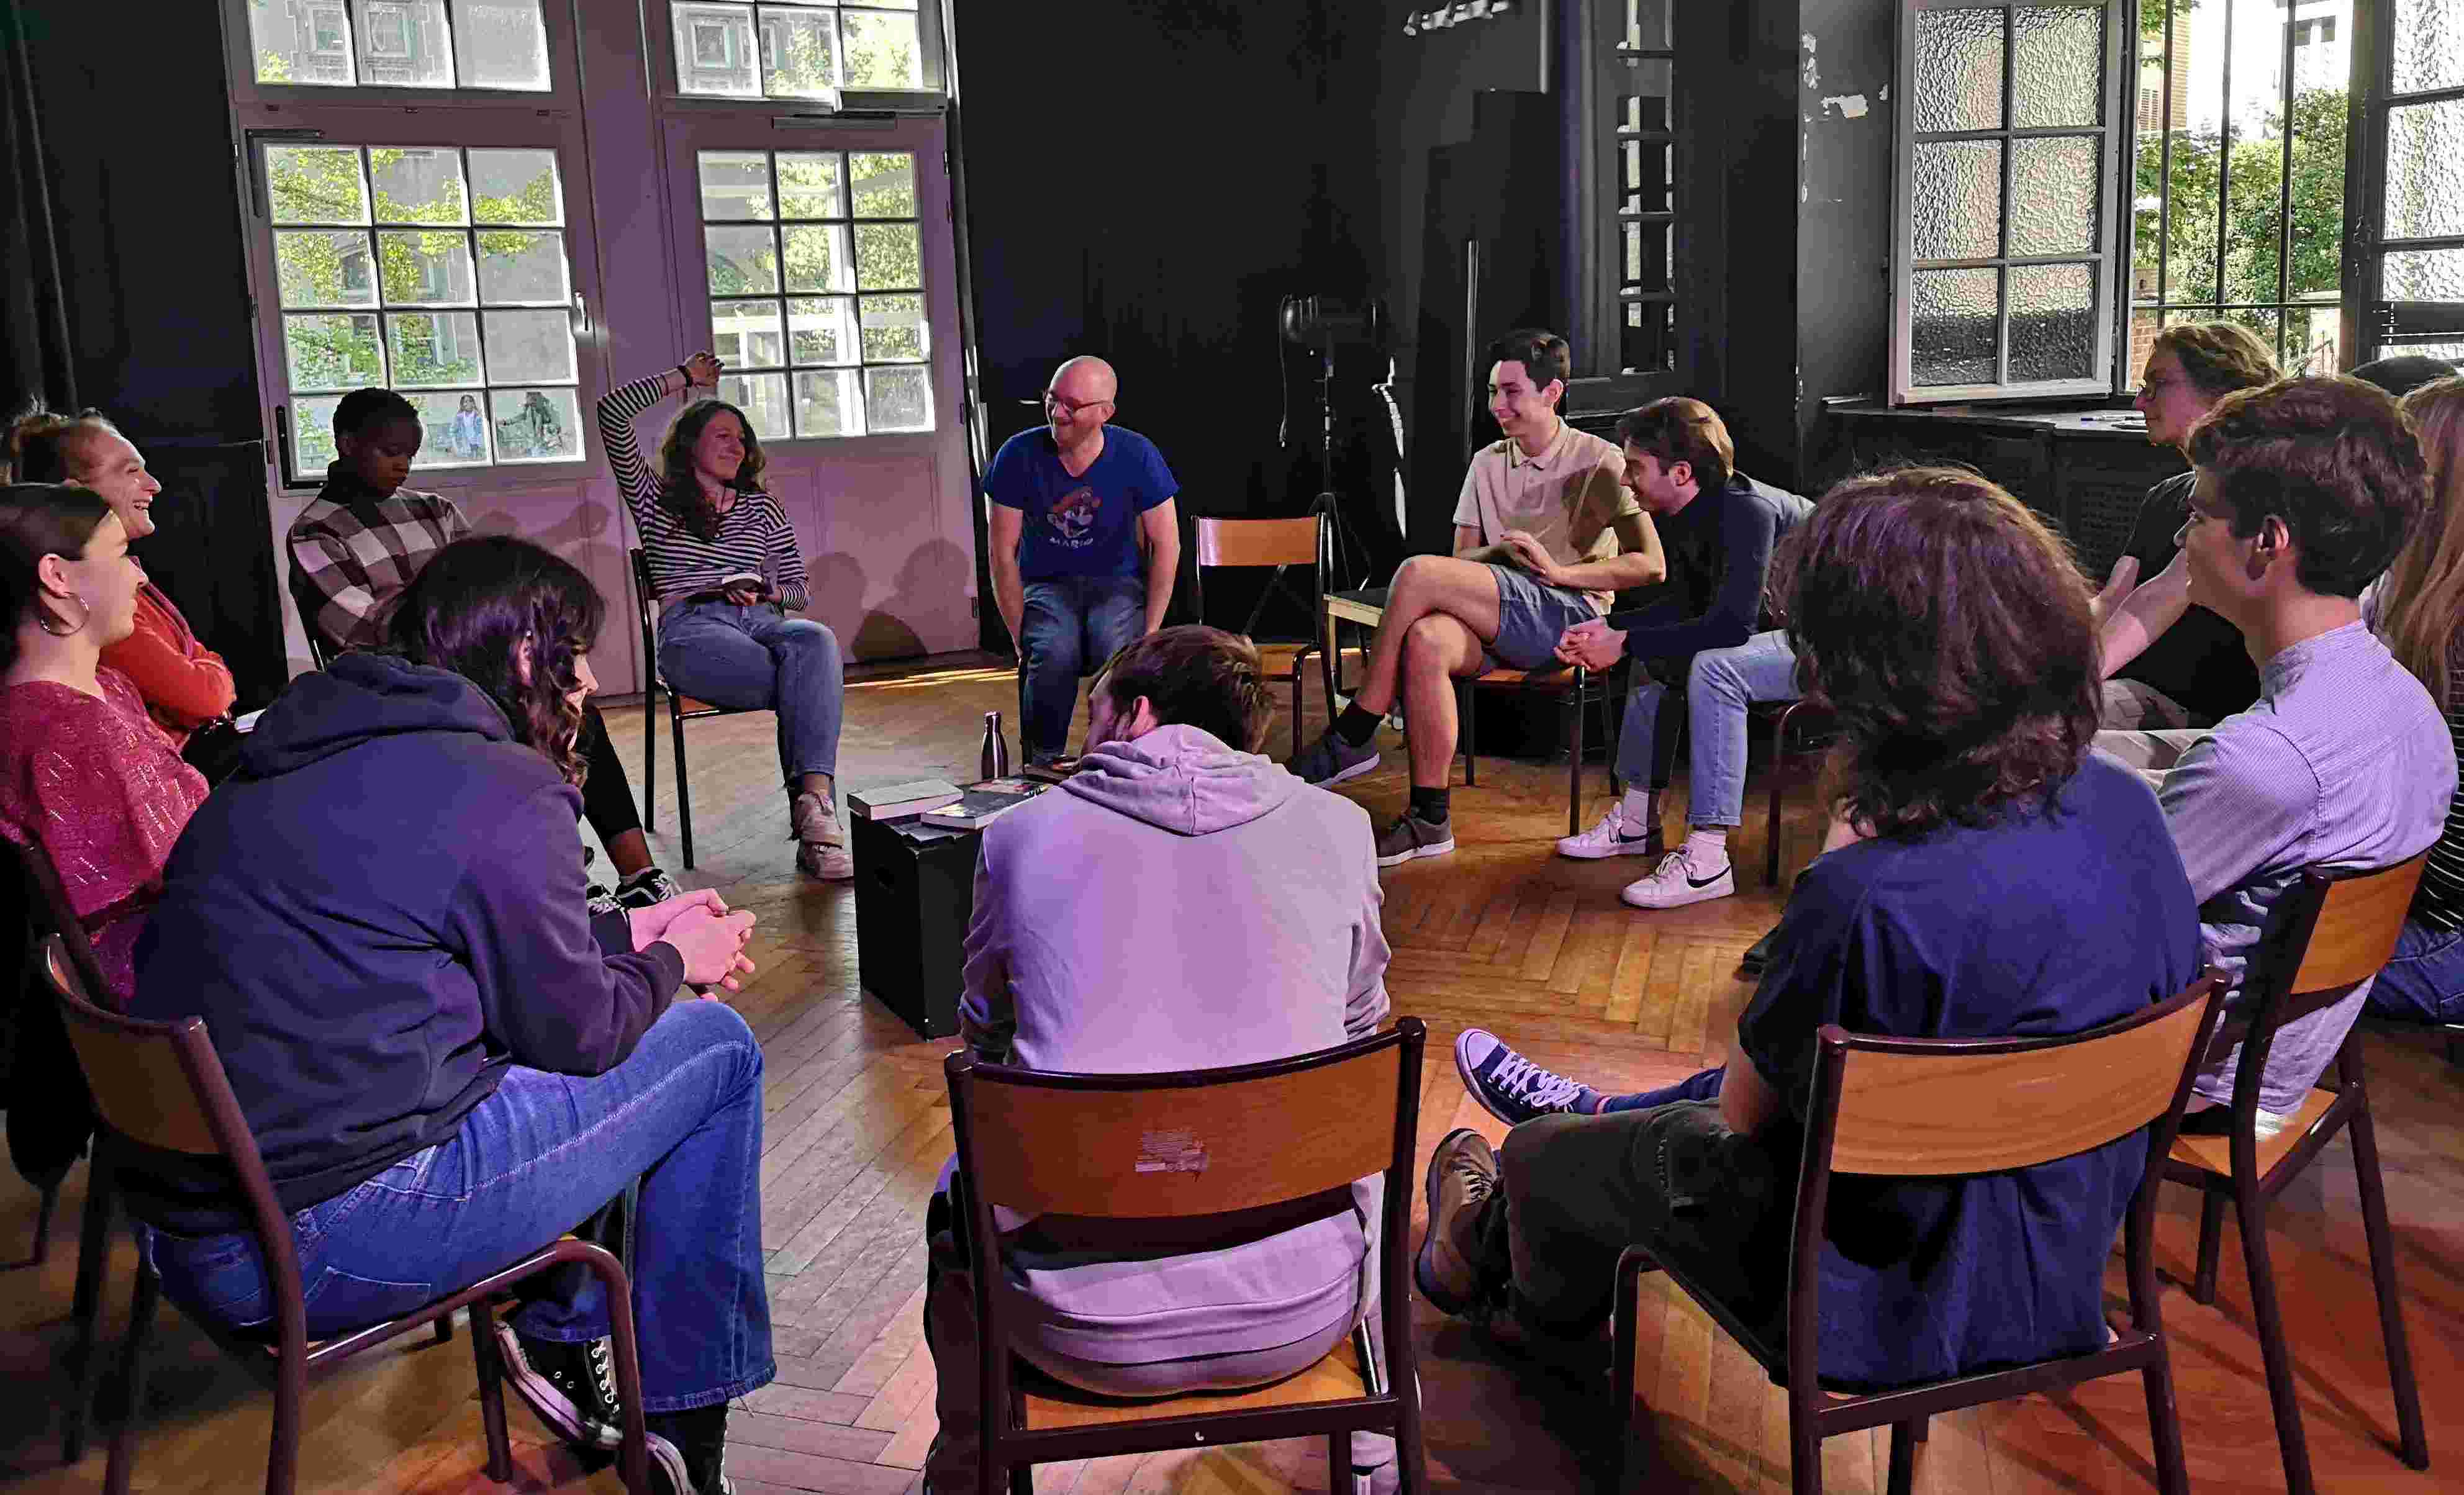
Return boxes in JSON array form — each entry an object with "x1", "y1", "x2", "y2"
[{"x1": 2365, "y1": 374, "x2": 2464, "y2": 1025}]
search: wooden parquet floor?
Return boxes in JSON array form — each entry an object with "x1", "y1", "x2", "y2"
[{"x1": 1, "y1": 652, "x2": 2460, "y2": 1493}]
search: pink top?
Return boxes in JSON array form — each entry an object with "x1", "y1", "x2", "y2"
[{"x1": 0, "y1": 670, "x2": 210, "y2": 1002}]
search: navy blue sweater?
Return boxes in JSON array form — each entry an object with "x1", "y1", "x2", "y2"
[
  {"x1": 124, "y1": 653, "x2": 686, "y2": 1231},
  {"x1": 1606, "y1": 472, "x2": 1813, "y2": 659}
]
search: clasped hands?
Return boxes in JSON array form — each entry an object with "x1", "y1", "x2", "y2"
[
  {"x1": 1552, "y1": 616, "x2": 1628, "y2": 672},
  {"x1": 628, "y1": 888, "x2": 759, "y2": 995}
]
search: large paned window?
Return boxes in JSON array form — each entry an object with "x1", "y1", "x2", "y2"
[
  {"x1": 667, "y1": 0, "x2": 941, "y2": 104},
  {"x1": 1891, "y1": 0, "x2": 2129, "y2": 400},
  {"x1": 1615, "y1": 0, "x2": 1678, "y2": 374},
  {"x1": 2366, "y1": 0, "x2": 2464, "y2": 361},
  {"x1": 245, "y1": 0, "x2": 551, "y2": 91}
]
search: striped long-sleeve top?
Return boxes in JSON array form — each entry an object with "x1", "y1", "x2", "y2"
[{"x1": 596, "y1": 372, "x2": 810, "y2": 612}]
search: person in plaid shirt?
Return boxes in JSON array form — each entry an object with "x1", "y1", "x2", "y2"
[{"x1": 289, "y1": 389, "x2": 676, "y2": 904}]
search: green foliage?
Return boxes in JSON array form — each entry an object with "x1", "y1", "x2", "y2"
[{"x1": 259, "y1": 48, "x2": 293, "y2": 83}]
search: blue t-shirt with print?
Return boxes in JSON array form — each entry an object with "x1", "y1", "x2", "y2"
[{"x1": 985, "y1": 426, "x2": 1178, "y2": 580}]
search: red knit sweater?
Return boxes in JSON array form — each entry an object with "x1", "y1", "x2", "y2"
[{"x1": 97, "y1": 584, "x2": 235, "y2": 746}]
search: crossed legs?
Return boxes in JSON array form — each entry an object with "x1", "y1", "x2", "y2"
[{"x1": 1349, "y1": 556, "x2": 1503, "y2": 787}]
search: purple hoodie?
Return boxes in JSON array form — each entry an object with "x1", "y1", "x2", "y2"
[{"x1": 953, "y1": 723, "x2": 1392, "y2": 1367}]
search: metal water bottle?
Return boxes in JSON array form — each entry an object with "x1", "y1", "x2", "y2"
[{"x1": 979, "y1": 710, "x2": 1010, "y2": 780}]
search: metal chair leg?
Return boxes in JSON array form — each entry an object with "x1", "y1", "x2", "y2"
[
  {"x1": 1567, "y1": 672, "x2": 1587, "y2": 838},
  {"x1": 1457, "y1": 682, "x2": 1475, "y2": 788},
  {"x1": 102, "y1": 1262, "x2": 163, "y2": 1495},
  {"x1": 642, "y1": 680, "x2": 658, "y2": 833},
  {"x1": 469, "y1": 1298, "x2": 516, "y2": 1481},
  {"x1": 1886, "y1": 1420, "x2": 1921, "y2": 1495},
  {"x1": 2234, "y1": 1186, "x2": 2317, "y2": 1495},
  {"x1": 2345, "y1": 1093, "x2": 2430, "y2": 1468},
  {"x1": 63, "y1": 1171, "x2": 116, "y2": 1465},
  {"x1": 670, "y1": 698, "x2": 695, "y2": 871},
  {"x1": 2190, "y1": 1188, "x2": 2226, "y2": 1305},
  {"x1": 31, "y1": 1178, "x2": 59, "y2": 1267}
]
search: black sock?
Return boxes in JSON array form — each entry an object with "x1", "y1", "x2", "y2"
[
  {"x1": 1410, "y1": 785, "x2": 1450, "y2": 824},
  {"x1": 1334, "y1": 702, "x2": 1383, "y2": 747}
]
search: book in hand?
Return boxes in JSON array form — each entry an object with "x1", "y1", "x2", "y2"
[
  {"x1": 848, "y1": 777, "x2": 963, "y2": 820},
  {"x1": 921, "y1": 777, "x2": 1047, "y2": 831}
]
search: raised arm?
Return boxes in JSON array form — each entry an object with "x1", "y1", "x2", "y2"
[
  {"x1": 596, "y1": 353, "x2": 718, "y2": 531},
  {"x1": 2098, "y1": 550, "x2": 2191, "y2": 680}
]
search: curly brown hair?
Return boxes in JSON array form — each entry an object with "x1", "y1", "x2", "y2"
[
  {"x1": 657, "y1": 397, "x2": 769, "y2": 543},
  {"x1": 384, "y1": 536, "x2": 605, "y2": 786},
  {"x1": 1783, "y1": 466, "x2": 2099, "y2": 841},
  {"x1": 2150, "y1": 321, "x2": 2278, "y2": 401},
  {"x1": 2185, "y1": 375, "x2": 2425, "y2": 598},
  {"x1": 1615, "y1": 397, "x2": 1735, "y2": 492},
  {"x1": 1093, "y1": 625, "x2": 1274, "y2": 752}
]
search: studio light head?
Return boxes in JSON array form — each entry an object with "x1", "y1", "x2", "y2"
[{"x1": 1279, "y1": 295, "x2": 1390, "y2": 353}]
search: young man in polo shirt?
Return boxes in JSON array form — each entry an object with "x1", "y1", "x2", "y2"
[{"x1": 1290, "y1": 329, "x2": 1665, "y2": 865}]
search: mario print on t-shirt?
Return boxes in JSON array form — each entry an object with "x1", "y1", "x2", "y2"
[{"x1": 1046, "y1": 485, "x2": 1102, "y2": 549}]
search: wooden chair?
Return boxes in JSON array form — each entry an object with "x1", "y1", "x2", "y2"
[
  {"x1": 2161, "y1": 854, "x2": 2433, "y2": 1495},
  {"x1": 5, "y1": 833, "x2": 116, "y2": 1272},
  {"x1": 1454, "y1": 662, "x2": 1628, "y2": 837},
  {"x1": 1189, "y1": 515, "x2": 1327, "y2": 758},
  {"x1": 1613, "y1": 975, "x2": 2227, "y2": 1495},
  {"x1": 37, "y1": 935, "x2": 652, "y2": 1494},
  {"x1": 1757, "y1": 697, "x2": 1834, "y2": 886},
  {"x1": 630, "y1": 548, "x2": 766, "y2": 870},
  {"x1": 943, "y1": 1019, "x2": 1430, "y2": 1495}
]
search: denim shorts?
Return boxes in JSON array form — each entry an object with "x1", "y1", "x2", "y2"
[{"x1": 1482, "y1": 563, "x2": 1600, "y2": 673}]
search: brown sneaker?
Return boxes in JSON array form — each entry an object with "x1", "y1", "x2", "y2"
[
  {"x1": 789, "y1": 792, "x2": 853, "y2": 880},
  {"x1": 1413, "y1": 1128, "x2": 1498, "y2": 1316}
]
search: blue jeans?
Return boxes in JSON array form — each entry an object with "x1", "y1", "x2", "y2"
[
  {"x1": 1018, "y1": 576, "x2": 1145, "y2": 762},
  {"x1": 145, "y1": 1000, "x2": 775, "y2": 1413},
  {"x1": 2367, "y1": 916, "x2": 2464, "y2": 1025},
  {"x1": 1598, "y1": 1064, "x2": 1726, "y2": 1114},
  {"x1": 1612, "y1": 625, "x2": 1805, "y2": 802},
  {"x1": 658, "y1": 600, "x2": 843, "y2": 785}
]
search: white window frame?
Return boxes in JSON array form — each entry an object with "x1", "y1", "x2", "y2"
[
  {"x1": 654, "y1": 0, "x2": 953, "y2": 116},
  {"x1": 1888, "y1": 0, "x2": 2131, "y2": 404},
  {"x1": 222, "y1": 0, "x2": 579, "y2": 108}
]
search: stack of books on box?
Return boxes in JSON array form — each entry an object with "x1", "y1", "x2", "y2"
[
  {"x1": 921, "y1": 777, "x2": 1047, "y2": 831},
  {"x1": 848, "y1": 778, "x2": 964, "y2": 821}
]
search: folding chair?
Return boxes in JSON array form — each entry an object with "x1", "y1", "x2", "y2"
[{"x1": 1189, "y1": 515, "x2": 1328, "y2": 757}]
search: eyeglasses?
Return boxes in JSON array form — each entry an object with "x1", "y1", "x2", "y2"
[{"x1": 1043, "y1": 391, "x2": 1113, "y2": 418}]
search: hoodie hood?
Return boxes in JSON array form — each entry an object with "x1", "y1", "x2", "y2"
[
  {"x1": 240, "y1": 651, "x2": 515, "y2": 779},
  {"x1": 1061, "y1": 722, "x2": 1302, "y2": 836}
]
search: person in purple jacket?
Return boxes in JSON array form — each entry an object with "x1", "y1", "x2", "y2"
[
  {"x1": 923, "y1": 625, "x2": 1397, "y2": 1494},
  {"x1": 128, "y1": 538, "x2": 766, "y2": 1495}
]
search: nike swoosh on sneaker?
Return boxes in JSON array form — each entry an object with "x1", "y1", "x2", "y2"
[{"x1": 1685, "y1": 867, "x2": 1728, "y2": 888}]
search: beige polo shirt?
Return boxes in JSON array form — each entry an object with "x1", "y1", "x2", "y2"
[{"x1": 1450, "y1": 419, "x2": 1638, "y2": 614}]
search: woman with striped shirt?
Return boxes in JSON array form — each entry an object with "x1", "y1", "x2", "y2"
[
  {"x1": 2368, "y1": 374, "x2": 2464, "y2": 1025},
  {"x1": 599, "y1": 351, "x2": 849, "y2": 880}
]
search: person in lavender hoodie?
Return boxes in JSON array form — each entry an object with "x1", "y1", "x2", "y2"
[{"x1": 922, "y1": 625, "x2": 1396, "y2": 1494}]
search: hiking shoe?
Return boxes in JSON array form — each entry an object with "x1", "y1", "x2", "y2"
[
  {"x1": 1556, "y1": 802, "x2": 1662, "y2": 860},
  {"x1": 790, "y1": 792, "x2": 853, "y2": 881},
  {"x1": 1414, "y1": 1128, "x2": 1498, "y2": 1316},
  {"x1": 1619, "y1": 846, "x2": 1735, "y2": 910},
  {"x1": 1290, "y1": 728, "x2": 1381, "y2": 787},
  {"x1": 614, "y1": 865, "x2": 684, "y2": 910},
  {"x1": 1374, "y1": 811, "x2": 1455, "y2": 867},
  {"x1": 496, "y1": 1324, "x2": 623, "y2": 1451},
  {"x1": 1455, "y1": 1029, "x2": 1600, "y2": 1126}
]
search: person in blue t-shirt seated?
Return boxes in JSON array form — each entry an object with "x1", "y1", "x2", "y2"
[
  {"x1": 1415, "y1": 466, "x2": 2203, "y2": 1391},
  {"x1": 983, "y1": 356, "x2": 1181, "y2": 765}
]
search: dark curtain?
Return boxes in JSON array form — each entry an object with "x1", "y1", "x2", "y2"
[{"x1": 0, "y1": 0, "x2": 75, "y2": 419}]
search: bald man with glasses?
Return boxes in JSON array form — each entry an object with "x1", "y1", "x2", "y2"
[{"x1": 985, "y1": 356, "x2": 1184, "y2": 764}]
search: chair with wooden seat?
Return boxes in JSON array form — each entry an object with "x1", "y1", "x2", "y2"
[
  {"x1": 1612, "y1": 974, "x2": 2227, "y2": 1495},
  {"x1": 943, "y1": 1019, "x2": 1429, "y2": 1495},
  {"x1": 2162, "y1": 852, "x2": 2433, "y2": 1495},
  {"x1": 1189, "y1": 515, "x2": 1328, "y2": 757},
  {"x1": 37, "y1": 934, "x2": 652, "y2": 1495},
  {"x1": 630, "y1": 548, "x2": 767, "y2": 869}
]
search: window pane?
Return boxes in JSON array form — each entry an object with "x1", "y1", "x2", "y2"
[
  {"x1": 378, "y1": 230, "x2": 477, "y2": 305},
  {"x1": 1911, "y1": 268, "x2": 1999, "y2": 386},
  {"x1": 859, "y1": 293, "x2": 928, "y2": 361},
  {"x1": 841, "y1": 9, "x2": 923, "y2": 88},
  {"x1": 718, "y1": 372, "x2": 791, "y2": 440},
  {"x1": 2012, "y1": 7, "x2": 2102, "y2": 129},
  {"x1": 251, "y1": 0, "x2": 356, "y2": 86},
  {"x1": 760, "y1": 6, "x2": 839, "y2": 97},
  {"x1": 675, "y1": 2, "x2": 761, "y2": 96},
  {"x1": 777, "y1": 153, "x2": 846, "y2": 218},
  {"x1": 469, "y1": 150, "x2": 563, "y2": 225},
  {"x1": 795, "y1": 368, "x2": 866, "y2": 436},
  {"x1": 784, "y1": 223, "x2": 856, "y2": 292},
  {"x1": 1621, "y1": 0, "x2": 1669, "y2": 51},
  {"x1": 1913, "y1": 140, "x2": 2002, "y2": 260},
  {"x1": 356, "y1": 0, "x2": 454, "y2": 88},
  {"x1": 266, "y1": 145, "x2": 370, "y2": 225},
  {"x1": 388, "y1": 310, "x2": 482, "y2": 387},
  {"x1": 2008, "y1": 263, "x2": 2095, "y2": 381},
  {"x1": 433, "y1": 391, "x2": 495, "y2": 463},
  {"x1": 476, "y1": 230, "x2": 571, "y2": 304},
  {"x1": 402, "y1": 390, "x2": 487, "y2": 468},
  {"x1": 2281, "y1": 304, "x2": 2340, "y2": 374},
  {"x1": 286, "y1": 313, "x2": 386, "y2": 392},
  {"x1": 2394, "y1": 0, "x2": 2463, "y2": 94},
  {"x1": 2385, "y1": 98, "x2": 2464, "y2": 240},
  {"x1": 1914, "y1": 7, "x2": 2004, "y2": 133},
  {"x1": 489, "y1": 388, "x2": 582, "y2": 463},
  {"x1": 713, "y1": 298, "x2": 789, "y2": 368},
  {"x1": 2386, "y1": 247, "x2": 2464, "y2": 300},
  {"x1": 707, "y1": 224, "x2": 783, "y2": 295},
  {"x1": 2011, "y1": 137, "x2": 2098, "y2": 255},
  {"x1": 1624, "y1": 142, "x2": 1671, "y2": 213},
  {"x1": 2285, "y1": 87, "x2": 2345, "y2": 301},
  {"x1": 368, "y1": 148, "x2": 469, "y2": 225},
  {"x1": 275, "y1": 230, "x2": 378, "y2": 308},
  {"x1": 864, "y1": 364, "x2": 932, "y2": 432},
  {"x1": 291, "y1": 395, "x2": 346, "y2": 472},
  {"x1": 700, "y1": 152, "x2": 776, "y2": 220},
  {"x1": 849, "y1": 153, "x2": 916, "y2": 217},
  {"x1": 455, "y1": 0, "x2": 551, "y2": 91},
  {"x1": 854, "y1": 222, "x2": 920, "y2": 291},
  {"x1": 787, "y1": 296, "x2": 857, "y2": 364},
  {"x1": 483, "y1": 309, "x2": 578, "y2": 384}
]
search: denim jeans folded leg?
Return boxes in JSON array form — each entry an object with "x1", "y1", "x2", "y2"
[{"x1": 658, "y1": 599, "x2": 845, "y2": 785}]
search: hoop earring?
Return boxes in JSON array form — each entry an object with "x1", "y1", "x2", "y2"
[{"x1": 36, "y1": 591, "x2": 89, "y2": 637}]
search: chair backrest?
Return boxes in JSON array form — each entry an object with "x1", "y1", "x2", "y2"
[
  {"x1": 7, "y1": 834, "x2": 118, "y2": 1008},
  {"x1": 628, "y1": 548, "x2": 663, "y2": 689},
  {"x1": 2251, "y1": 852, "x2": 2427, "y2": 1029},
  {"x1": 285, "y1": 561, "x2": 337, "y2": 670},
  {"x1": 1188, "y1": 514, "x2": 1327, "y2": 643}
]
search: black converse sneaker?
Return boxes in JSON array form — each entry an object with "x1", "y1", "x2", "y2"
[
  {"x1": 645, "y1": 1404, "x2": 734, "y2": 1495},
  {"x1": 495, "y1": 1323, "x2": 625, "y2": 1451}
]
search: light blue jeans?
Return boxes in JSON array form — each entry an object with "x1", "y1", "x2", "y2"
[
  {"x1": 1615, "y1": 628, "x2": 1803, "y2": 823},
  {"x1": 658, "y1": 600, "x2": 844, "y2": 785}
]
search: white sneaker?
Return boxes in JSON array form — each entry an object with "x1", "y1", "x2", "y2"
[
  {"x1": 1619, "y1": 846, "x2": 1735, "y2": 910},
  {"x1": 1556, "y1": 802, "x2": 1662, "y2": 860}
]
